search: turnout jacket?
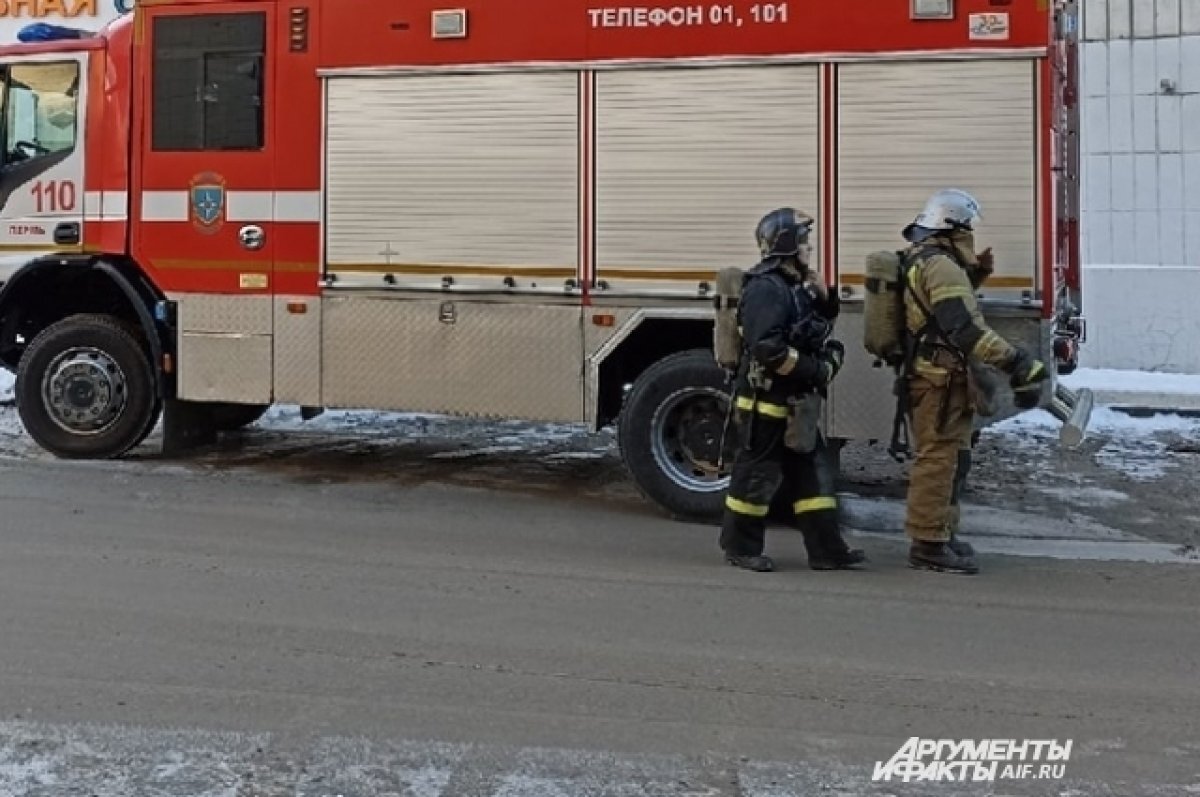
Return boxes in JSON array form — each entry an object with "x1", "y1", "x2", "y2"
[
  {"x1": 733, "y1": 260, "x2": 835, "y2": 415},
  {"x1": 903, "y1": 242, "x2": 1018, "y2": 380}
]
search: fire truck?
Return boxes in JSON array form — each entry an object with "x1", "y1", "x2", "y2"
[{"x1": 0, "y1": 0, "x2": 1090, "y2": 520}]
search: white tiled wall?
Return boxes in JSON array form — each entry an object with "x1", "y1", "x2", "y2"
[{"x1": 1080, "y1": 0, "x2": 1200, "y2": 373}]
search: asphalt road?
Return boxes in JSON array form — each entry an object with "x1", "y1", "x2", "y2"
[{"x1": 0, "y1": 455, "x2": 1198, "y2": 796}]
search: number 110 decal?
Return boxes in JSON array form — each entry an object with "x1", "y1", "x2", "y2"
[{"x1": 31, "y1": 180, "x2": 77, "y2": 214}]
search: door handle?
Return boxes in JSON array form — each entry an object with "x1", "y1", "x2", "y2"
[
  {"x1": 54, "y1": 222, "x2": 80, "y2": 245},
  {"x1": 239, "y1": 225, "x2": 265, "y2": 251}
]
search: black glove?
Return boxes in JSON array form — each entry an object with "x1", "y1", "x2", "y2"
[
  {"x1": 814, "y1": 287, "x2": 840, "y2": 321},
  {"x1": 1013, "y1": 389, "x2": 1042, "y2": 410},
  {"x1": 1008, "y1": 348, "x2": 1048, "y2": 409},
  {"x1": 819, "y1": 339, "x2": 846, "y2": 385},
  {"x1": 1009, "y1": 350, "x2": 1048, "y2": 386}
]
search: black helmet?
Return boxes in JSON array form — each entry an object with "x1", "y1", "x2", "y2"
[{"x1": 756, "y1": 208, "x2": 815, "y2": 259}]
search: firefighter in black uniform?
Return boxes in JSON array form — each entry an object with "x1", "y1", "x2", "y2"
[{"x1": 719, "y1": 208, "x2": 867, "y2": 573}]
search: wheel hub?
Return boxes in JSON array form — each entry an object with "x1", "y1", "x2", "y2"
[
  {"x1": 650, "y1": 387, "x2": 733, "y2": 494},
  {"x1": 42, "y1": 347, "x2": 128, "y2": 435},
  {"x1": 679, "y1": 409, "x2": 724, "y2": 466}
]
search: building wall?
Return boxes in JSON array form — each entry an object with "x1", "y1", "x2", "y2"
[{"x1": 1080, "y1": 0, "x2": 1200, "y2": 372}]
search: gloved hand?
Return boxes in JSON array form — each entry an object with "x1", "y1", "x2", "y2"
[
  {"x1": 818, "y1": 339, "x2": 846, "y2": 385},
  {"x1": 815, "y1": 286, "x2": 840, "y2": 321},
  {"x1": 967, "y1": 248, "x2": 995, "y2": 289},
  {"x1": 976, "y1": 247, "x2": 995, "y2": 275},
  {"x1": 1008, "y1": 348, "x2": 1048, "y2": 409}
]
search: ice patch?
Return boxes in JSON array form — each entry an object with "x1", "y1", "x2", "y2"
[
  {"x1": 1035, "y1": 485, "x2": 1130, "y2": 507},
  {"x1": 991, "y1": 406, "x2": 1200, "y2": 437},
  {"x1": 257, "y1": 405, "x2": 589, "y2": 448},
  {"x1": 0, "y1": 754, "x2": 58, "y2": 789},
  {"x1": 493, "y1": 774, "x2": 576, "y2": 797},
  {"x1": 839, "y1": 494, "x2": 1139, "y2": 542},
  {"x1": 428, "y1": 445, "x2": 527, "y2": 459},
  {"x1": 986, "y1": 406, "x2": 1200, "y2": 482},
  {"x1": 1095, "y1": 441, "x2": 1171, "y2": 482}
]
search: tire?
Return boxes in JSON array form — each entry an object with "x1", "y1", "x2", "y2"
[
  {"x1": 617, "y1": 348, "x2": 734, "y2": 522},
  {"x1": 15, "y1": 313, "x2": 160, "y2": 459},
  {"x1": 207, "y1": 402, "x2": 270, "y2": 432}
]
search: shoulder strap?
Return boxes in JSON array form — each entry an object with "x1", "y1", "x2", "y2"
[{"x1": 901, "y1": 247, "x2": 967, "y2": 364}]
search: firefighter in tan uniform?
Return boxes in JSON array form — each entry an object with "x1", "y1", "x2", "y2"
[
  {"x1": 718, "y1": 208, "x2": 867, "y2": 573},
  {"x1": 899, "y1": 190, "x2": 1048, "y2": 574}
]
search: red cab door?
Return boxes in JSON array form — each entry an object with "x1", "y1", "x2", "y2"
[
  {"x1": 132, "y1": 1, "x2": 277, "y2": 297},
  {"x1": 131, "y1": 2, "x2": 279, "y2": 404}
]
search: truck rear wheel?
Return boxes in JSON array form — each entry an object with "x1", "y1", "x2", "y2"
[
  {"x1": 618, "y1": 349, "x2": 733, "y2": 522},
  {"x1": 16, "y1": 314, "x2": 160, "y2": 459}
]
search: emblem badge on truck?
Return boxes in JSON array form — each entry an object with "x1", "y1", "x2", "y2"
[{"x1": 189, "y1": 172, "x2": 226, "y2": 234}]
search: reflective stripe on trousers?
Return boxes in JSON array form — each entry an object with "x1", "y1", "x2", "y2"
[{"x1": 734, "y1": 395, "x2": 788, "y2": 419}]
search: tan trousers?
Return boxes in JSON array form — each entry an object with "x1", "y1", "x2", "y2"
[{"x1": 905, "y1": 373, "x2": 974, "y2": 542}]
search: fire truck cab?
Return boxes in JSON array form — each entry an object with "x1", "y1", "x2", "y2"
[{"x1": 0, "y1": 0, "x2": 1090, "y2": 520}]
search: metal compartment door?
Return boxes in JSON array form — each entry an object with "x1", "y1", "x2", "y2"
[
  {"x1": 593, "y1": 64, "x2": 821, "y2": 297},
  {"x1": 323, "y1": 71, "x2": 580, "y2": 294},
  {"x1": 835, "y1": 59, "x2": 1039, "y2": 298}
]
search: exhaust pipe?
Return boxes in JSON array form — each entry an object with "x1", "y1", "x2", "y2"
[{"x1": 1048, "y1": 383, "x2": 1094, "y2": 449}]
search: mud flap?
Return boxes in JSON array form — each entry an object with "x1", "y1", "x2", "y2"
[{"x1": 161, "y1": 398, "x2": 219, "y2": 456}]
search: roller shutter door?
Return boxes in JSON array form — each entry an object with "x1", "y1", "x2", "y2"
[
  {"x1": 324, "y1": 72, "x2": 579, "y2": 288},
  {"x1": 594, "y1": 65, "x2": 821, "y2": 290},
  {"x1": 837, "y1": 59, "x2": 1038, "y2": 293}
]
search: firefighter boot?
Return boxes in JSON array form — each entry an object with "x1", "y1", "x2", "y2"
[
  {"x1": 725, "y1": 554, "x2": 775, "y2": 572},
  {"x1": 908, "y1": 540, "x2": 980, "y2": 575},
  {"x1": 948, "y1": 535, "x2": 976, "y2": 558},
  {"x1": 802, "y1": 515, "x2": 867, "y2": 571}
]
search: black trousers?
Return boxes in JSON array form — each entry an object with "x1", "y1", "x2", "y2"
[{"x1": 719, "y1": 407, "x2": 838, "y2": 558}]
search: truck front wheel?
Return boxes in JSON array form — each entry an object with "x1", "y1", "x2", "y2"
[
  {"x1": 16, "y1": 314, "x2": 160, "y2": 459},
  {"x1": 618, "y1": 349, "x2": 734, "y2": 522}
]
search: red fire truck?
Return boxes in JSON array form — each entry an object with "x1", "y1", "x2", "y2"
[{"x1": 0, "y1": 0, "x2": 1090, "y2": 520}]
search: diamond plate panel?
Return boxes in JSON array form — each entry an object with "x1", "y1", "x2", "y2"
[
  {"x1": 273, "y1": 296, "x2": 321, "y2": 406},
  {"x1": 172, "y1": 293, "x2": 273, "y2": 335},
  {"x1": 178, "y1": 333, "x2": 273, "y2": 404},
  {"x1": 321, "y1": 296, "x2": 585, "y2": 422},
  {"x1": 583, "y1": 307, "x2": 641, "y2": 358}
]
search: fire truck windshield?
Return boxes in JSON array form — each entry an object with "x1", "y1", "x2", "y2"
[{"x1": 2, "y1": 60, "x2": 78, "y2": 167}]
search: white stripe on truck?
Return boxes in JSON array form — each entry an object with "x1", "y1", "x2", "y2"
[
  {"x1": 137, "y1": 191, "x2": 321, "y2": 223},
  {"x1": 83, "y1": 191, "x2": 130, "y2": 222}
]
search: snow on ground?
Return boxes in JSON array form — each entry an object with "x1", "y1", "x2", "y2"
[
  {"x1": 259, "y1": 404, "x2": 585, "y2": 447},
  {"x1": 988, "y1": 406, "x2": 1200, "y2": 483},
  {"x1": 1062, "y1": 366, "x2": 1200, "y2": 396},
  {"x1": 0, "y1": 370, "x2": 11, "y2": 402}
]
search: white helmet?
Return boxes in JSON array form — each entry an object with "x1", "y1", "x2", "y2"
[{"x1": 904, "y1": 189, "x2": 982, "y2": 242}]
